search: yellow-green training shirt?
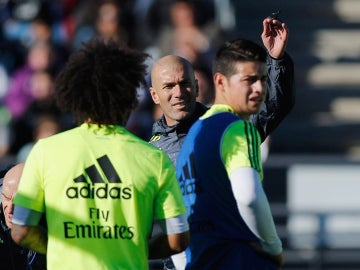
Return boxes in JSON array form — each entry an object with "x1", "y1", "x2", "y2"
[{"x1": 14, "y1": 123, "x2": 186, "y2": 270}]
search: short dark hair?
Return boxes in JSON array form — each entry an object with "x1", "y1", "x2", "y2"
[
  {"x1": 55, "y1": 38, "x2": 149, "y2": 126},
  {"x1": 212, "y1": 38, "x2": 267, "y2": 78}
]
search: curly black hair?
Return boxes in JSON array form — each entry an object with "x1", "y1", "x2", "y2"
[
  {"x1": 54, "y1": 38, "x2": 149, "y2": 126},
  {"x1": 212, "y1": 38, "x2": 267, "y2": 78}
]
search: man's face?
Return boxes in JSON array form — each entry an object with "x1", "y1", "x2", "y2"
[
  {"x1": 217, "y1": 61, "x2": 267, "y2": 120},
  {"x1": 1, "y1": 164, "x2": 24, "y2": 228},
  {"x1": 150, "y1": 57, "x2": 198, "y2": 126},
  {"x1": 1, "y1": 177, "x2": 17, "y2": 228}
]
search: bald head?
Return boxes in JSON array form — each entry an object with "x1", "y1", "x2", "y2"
[
  {"x1": 151, "y1": 55, "x2": 195, "y2": 84},
  {"x1": 3, "y1": 163, "x2": 24, "y2": 190},
  {"x1": 150, "y1": 55, "x2": 199, "y2": 126},
  {"x1": 1, "y1": 163, "x2": 25, "y2": 228}
]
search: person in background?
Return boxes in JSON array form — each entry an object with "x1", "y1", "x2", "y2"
[
  {"x1": 16, "y1": 114, "x2": 61, "y2": 162},
  {"x1": 148, "y1": 16, "x2": 293, "y2": 270},
  {"x1": 152, "y1": 0, "x2": 225, "y2": 67},
  {"x1": 3, "y1": 41, "x2": 54, "y2": 121},
  {"x1": 8, "y1": 70, "x2": 64, "y2": 156},
  {"x1": 194, "y1": 66, "x2": 214, "y2": 106},
  {"x1": 0, "y1": 163, "x2": 46, "y2": 270},
  {"x1": 176, "y1": 38, "x2": 283, "y2": 270},
  {"x1": 10, "y1": 38, "x2": 189, "y2": 270},
  {"x1": 72, "y1": 0, "x2": 129, "y2": 50}
]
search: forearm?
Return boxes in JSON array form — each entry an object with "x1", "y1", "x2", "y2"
[
  {"x1": 11, "y1": 224, "x2": 48, "y2": 254},
  {"x1": 230, "y1": 168, "x2": 282, "y2": 255},
  {"x1": 148, "y1": 233, "x2": 175, "y2": 259},
  {"x1": 250, "y1": 188, "x2": 283, "y2": 255},
  {"x1": 148, "y1": 215, "x2": 189, "y2": 259},
  {"x1": 148, "y1": 231, "x2": 189, "y2": 259}
]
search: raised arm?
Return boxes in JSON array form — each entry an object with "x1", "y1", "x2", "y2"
[{"x1": 251, "y1": 17, "x2": 295, "y2": 142}]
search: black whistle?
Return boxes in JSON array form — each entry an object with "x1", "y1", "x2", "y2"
[{"x1": 268, "y1": 10, "x2": 280, "y2": 20}]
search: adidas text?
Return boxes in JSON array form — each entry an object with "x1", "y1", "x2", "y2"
[{"x1": 66, "y1": 184, "x2": 132, "y2": 199}]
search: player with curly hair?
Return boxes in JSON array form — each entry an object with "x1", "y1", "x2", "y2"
[{"x1": 10, "y1": 39, "x2": 189, "y2": 270}]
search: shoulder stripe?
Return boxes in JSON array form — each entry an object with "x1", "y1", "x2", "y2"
[
  {"x1": 251, "y1": 122, "x2": 261, "y2": 172},
  {"x1": 245, "y1": 122, "x2": 261, "y2": 172}
]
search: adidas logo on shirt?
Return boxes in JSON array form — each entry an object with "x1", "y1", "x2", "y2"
[{"x1": 66, "y1": 155, "x2": 132, "y2": 200}]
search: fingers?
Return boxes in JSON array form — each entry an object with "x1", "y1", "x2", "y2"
[{"x1": 263, "y1": 17, "x2": 286, "y2": 31}]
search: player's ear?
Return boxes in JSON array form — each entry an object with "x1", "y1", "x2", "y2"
[
  {"x1": 213, "y1": 73, "x2": 226, "y2": 93},
  {"x1": 150, "y1": 87, "x2": 160, "y2": 104}
]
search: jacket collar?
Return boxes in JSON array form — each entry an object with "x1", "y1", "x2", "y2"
[{"x1": 152, "y1": 102, "x2": 209, "y2": 135}]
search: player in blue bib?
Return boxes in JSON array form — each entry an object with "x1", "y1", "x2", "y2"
[{"x1": 177, "y1": 39, "x2": 284, "y2": 270}]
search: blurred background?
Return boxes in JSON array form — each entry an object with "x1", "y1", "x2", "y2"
[{"x1": 0, "y1": 0, "x2": 360, "y2": 269}]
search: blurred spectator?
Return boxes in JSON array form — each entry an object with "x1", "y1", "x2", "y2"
[
  {"x1": 17, "y1": 114, "x2": 61, "y2": 162},
  {"x1": 29, "y1": 70, "x2": 54, "y2": 101},
  {"x1": 3, "y1": 41, "x2": 55, "y2": 120},
  {"x1": 0, "y1": 9, "x2": 27, "y2": 77},
  {"x1": 142, "y1": 0, "x2": 216, "y2": 49},
  {"x1": 72, "y1": 0, "x2": 129, "y2": 50},
  {"x1": 45, "y1": 0, "x2": 79, "y2": 46},
  {"x1": 153, "y1": 0, "x2": 211, "y2": 62},
  {"x1": 194, "y1": 65, "x2": 214, "y2": 106},
  {"x1": 8, "y1": 69, "x2": 68, "y2": 156},
  {"x1": 145, "y1": 0, "x2": 227, "y2": 88},
  {"x1": 2, "y1": 1, "x2": 70, "y2": 65},
  {"x1": 133, "y1": 0, "x2": 171, "y2": 50}
]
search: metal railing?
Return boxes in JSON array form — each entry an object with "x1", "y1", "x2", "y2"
[{"x1": 271, "y1": 203, "x2": 360, "y2": 269}]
